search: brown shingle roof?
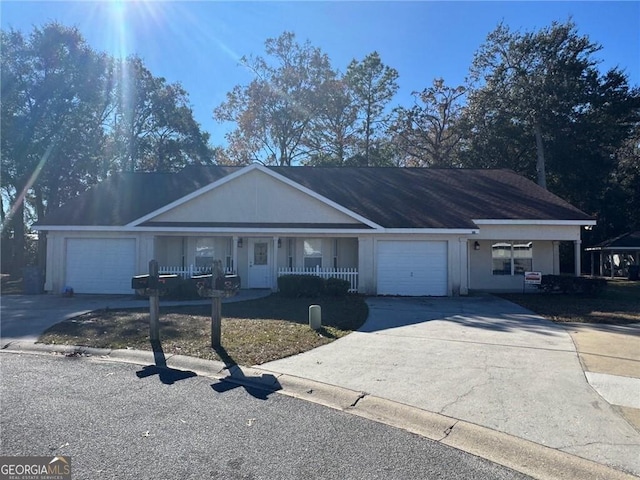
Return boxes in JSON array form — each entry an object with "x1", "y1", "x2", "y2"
[{"x1": 36, "y1": 166, "x2": 593, "y2": 229}]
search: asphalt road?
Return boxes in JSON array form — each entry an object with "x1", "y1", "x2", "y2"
[{"x1": 0, "y1": 352, "x2": 531, "y2": 480}]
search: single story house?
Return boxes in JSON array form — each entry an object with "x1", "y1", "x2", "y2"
[{"x1": 34, "y1": 164, "x2": 595, "y2": 296}]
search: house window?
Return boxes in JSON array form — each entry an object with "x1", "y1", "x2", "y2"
[
  {"x1": 492, "y1": 241, "x2": 533, "y2": 275},
  {"x1": 303, "y1": 238, "x2": 322, "y2": 269},
  {"x1": 195, "y1": 238, "x2": 215, "y2": 270},
  {"x1": 333, "y1": 238, "x2": 339, "y2": 269}
]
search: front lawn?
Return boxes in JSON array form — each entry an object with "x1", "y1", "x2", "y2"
[
  {"x1": 39, "y1": 294, "x2": 369, "y2": 366},
  {"x1": 498, "y1": 279, "x2": 640, "y2": 324}
]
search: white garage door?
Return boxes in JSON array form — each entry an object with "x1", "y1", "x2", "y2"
[
  {"x1": 65, "y1": 238, "x2": 136, "y2": 294},
  {"x1": 377, "y1": 240, "x2": 448, "y2": 296}
]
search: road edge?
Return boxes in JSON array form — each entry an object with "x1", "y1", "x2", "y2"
[{"x1": 1, "y1": 344, "x2": 637, "y2": 480}]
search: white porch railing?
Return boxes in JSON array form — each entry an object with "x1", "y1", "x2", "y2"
[
  {"x1": 278, "y1": 266, "x2": 359, "y2": 293},
  {"x1": 159, "y1": 265, "x2": 234, "y2": 279}
]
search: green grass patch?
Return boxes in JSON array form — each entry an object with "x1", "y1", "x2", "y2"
[
  {"x1": 498, "y1": 279, "x2": 640, "y2": 325},
  {"x1": 39, "y1": 294, "x2": 369, "y2": 366}
]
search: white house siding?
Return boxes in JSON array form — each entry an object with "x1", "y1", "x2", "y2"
[
  {"x1": 155, "y1": 236, "x2": 184, "y2": 267},
  {"x1": 137, "y1": 234, "x2": 155, "y2": 274},
  {"x1": 467, "y1": 224, "x2": 581, "y2": 292},
  {"x1": 44, "y1": 232, "x2": 65, "y2": 293},
  {"x1": 468, "y1": 240, "x2": 556, "y2": 292},
  {"x1": 358, "y1": 236, "x2": 375, "y2": 294},
  {"x1": 474, "y1": 224, "x2": 582, "y2": 242},
  {"x1": 337, "y1": 238, "x2": 358, "y2": 268},
  {"x1": 149, "y1": 169, "x2": 361, "y2": 226}
]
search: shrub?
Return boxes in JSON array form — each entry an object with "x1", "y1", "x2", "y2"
[
  {"x1": 278, "y1": 275, "x2": 325, "y2": 298},
  {"x1": 324, "y1": 277, "x2": 351, "y2": 296},
  {"x1": 539, "y1": 275, "x2": 607, "y2": 297},
  {"x1": 164, "y1": 276, "x2": 200, "y2": 300}
]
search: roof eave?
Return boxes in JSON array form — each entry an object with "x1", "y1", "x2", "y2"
[{"x1": 473, "y1": 219, "x2": 596, "y2": 226}]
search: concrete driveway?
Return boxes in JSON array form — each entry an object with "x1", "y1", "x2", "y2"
[{"x1": 261, "y1": 295, "x2": 640, "y2": 476}]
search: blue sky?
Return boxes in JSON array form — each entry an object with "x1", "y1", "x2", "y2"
[{"x1": 2, "y1": 1, "x2": 639, "y2": 147}]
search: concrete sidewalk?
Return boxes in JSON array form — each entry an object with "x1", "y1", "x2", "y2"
[
  {"x1": 562, "y1": 322, "x2": 640, "y2": 431},
  {"x1": 261, "y1": 296, "x2": 640, "y2": 476}
]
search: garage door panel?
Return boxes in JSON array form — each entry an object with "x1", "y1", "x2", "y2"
[
  {"x1": 377, "y1": 241, "x2": 447, "y2": 296},
  {"x1": 66, "y1": 238, "x2": 136, "y2": 294}
]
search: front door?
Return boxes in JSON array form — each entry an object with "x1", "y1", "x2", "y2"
[{"x1": 248, "y1": 239, "x2": 271, "y2": 288}]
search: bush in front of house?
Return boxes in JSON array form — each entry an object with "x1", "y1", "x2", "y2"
[
  {"x1": 278, "y1": 274, "x2": 325, "y2": 297},
  {"x1": 160, "y1": 276, "x2": 200, "y2": 300},
  {"x1": 278, "y1": 275, "x2": 352, "y2": 297},
  {"x1": 324, "y1": 277, "x2": 351, "y2": 296},
  {"x1": 539, "y1": 275, "x2": 607, "y2": 296}
]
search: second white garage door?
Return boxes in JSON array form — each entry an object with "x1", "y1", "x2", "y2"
[
  {"x1": 377, "y1": 240, "x2": 448, "y2": 296},
  {"x1": 65, "y1": 238, "x2": 136, "y2": 294}
]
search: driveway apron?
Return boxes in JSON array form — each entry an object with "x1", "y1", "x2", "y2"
[{"x1": 261, "y1": 295, "x2": 640, "y2": 476}]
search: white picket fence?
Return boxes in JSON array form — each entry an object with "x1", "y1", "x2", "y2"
[
  {"x1": 162, "y1": 265, "x2": 359, "y2": 292},
  {"x1": 159, "y1": 265, "x2": 233, "y2": 278},
  {"x1": 278, "y1": 267, "x2": 359, "y2": 293}
]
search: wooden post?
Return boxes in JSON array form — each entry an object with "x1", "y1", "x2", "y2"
[
  {"x1": 149, "y1": 260, "x2": 160, "y2": 342},
  {"x1": 211, "y1": 293, "x2": 222, "y2": 348}
]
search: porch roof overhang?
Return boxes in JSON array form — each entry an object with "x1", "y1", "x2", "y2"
[
  {"x1": 472, "y1": 219, "x2": 597, "y2": 226},
  {"x1": 585, "y1": 231, "x2": 640, "y2": 252},
  {"x1": 585, "y1": 246, "x2": 640, "y2": 252},
  {"x1": 34, "y1": 224, "x2": 479, "y2": 236}
]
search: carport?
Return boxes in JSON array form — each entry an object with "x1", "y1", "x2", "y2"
[{"x1": 586, "y1": 231, "x2": 640, "y2": 279}]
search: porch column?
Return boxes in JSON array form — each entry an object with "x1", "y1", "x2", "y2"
[
  {"x1": 357, "y1": 236, "x2": 375, "y2": 295},
  {"x1": 232, "y1": 236, "x2": 238, "y2": 274},
  {"x1": 574, "y1": 239, "x2": 582, "y2": 277},
  {"x1": 590, "y1": 251, "x2": 594, "y2": 276},
  {"x1": 611, "y1": 252, "x2": 615, "y2": 279},
  {"x1": 458, "y1": 238, "x2": 469, "y2": 296},
  {"x1": 553, "y1": 241, "x2": 560, "y2": 275},
  {"x1": 272, "y1": 236, "x2": 279, "y2": 291},
  {"x1": 599, "y1": 251, "x2": 604, "y2": 276}
]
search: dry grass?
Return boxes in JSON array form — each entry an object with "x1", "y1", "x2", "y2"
[
  {"x1": 1, "y1": 274, "x2": 23, "y2": 295},
  {"x1": 39, "y1": 294, "x2": 369, "y2": 366},
  {"x1": 498, "y1": 279, "x2": 640, "y2": 324}
]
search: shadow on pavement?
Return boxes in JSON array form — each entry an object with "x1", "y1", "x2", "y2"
[
  {"x1": 439, "y1": 313, "x2": 563, "y2": 336},
  {"x1": 358, "y1": 296, "x2": 564, "y2": 336},
  {"x1": 210, "y1": 345, "x2": 281, "y2": 400},
  {"x1": 135, "y1": 340, "x2": 197, "y2": 385}
]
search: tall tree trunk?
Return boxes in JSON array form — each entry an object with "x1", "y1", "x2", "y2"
[
  {"x1": 0, "y1": 193, "x2": 5, "y2": 226},
  {"x1": 34, "y1": 186, "x2": 47, "y2": 271},
  {"x1": 364, "y1": 105, "x2": 372, "y2": 167},
  {"x1": 11, "y1": 201, "x2": 25, "y2": 274},
  {"x1": 534, "y1": 121, "x2": 547, "y2": 189}
]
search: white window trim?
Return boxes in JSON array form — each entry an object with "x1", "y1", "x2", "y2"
[
  {"x1": 303, "y1": 238, "x2": 323, "y2": 269},
  {"x1": 491, "y1": 241, "x2": 533, "y2": 276}
]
